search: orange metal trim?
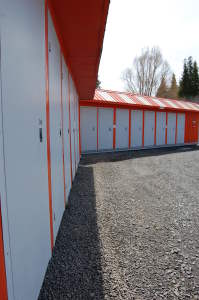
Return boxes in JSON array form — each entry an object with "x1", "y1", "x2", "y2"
[
  {"x1": 142, "y1": 110, "x2": 145, "y2": 147},
  {"x1": 154, "y1": 111, "x2": 157, "y2": 145},
  {"x1": 0, "y1": 200, "x2": 8, "y2": 300},
  {"x1": 113, "y1": 108, "x2": 116, "y2": 149},
  {"x1": 175, "y1": 113, "x2": 178, "y2": 144},
  {"x1": 97, "y1": 108, "x2": 99, "y2": 151},
  {"x1": 165, "y1": 112, "x2": 168, "y2": 144},
  {"x1": 45, "y1": 0, "x2": 54, "y2": 250},
  {"x1": 68, "y1": 73, "x2": 73, "y2": 184},
  {"x1": 129, "y1": 109, "x2": 131, "y2": 148},
  {"x1": 60, "y1": 53, "x2": 67, "y2": 207}
]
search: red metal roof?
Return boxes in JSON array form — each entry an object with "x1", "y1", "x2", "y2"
[
  {"x1": 48, "y1": 0, "x2": 110, "y2": 100},
  {"x1": 82, "y1": 89, "x2": 199, "y2": 112}
]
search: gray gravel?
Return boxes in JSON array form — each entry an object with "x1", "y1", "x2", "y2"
[{"x1": 39, "y1": 146, "x2": 199, "y2": 300}]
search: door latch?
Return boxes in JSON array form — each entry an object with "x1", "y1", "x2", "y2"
[{"x1": 39, "y1": 128, "x2": 43, "y2": 143}]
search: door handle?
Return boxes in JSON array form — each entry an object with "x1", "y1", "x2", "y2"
[{"x1": 39, "y1": 128, "x2": 43, "y2": 143}]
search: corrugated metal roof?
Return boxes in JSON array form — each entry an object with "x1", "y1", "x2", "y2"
[{"x1": 91, "y1": 89, "x2": 199, "y2": 112}]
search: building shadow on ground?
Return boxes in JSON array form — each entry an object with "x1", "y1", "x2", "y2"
[
  {"x1": 81, "y1": 145, "x2": 199, "y2": 165},
  {"x1": 38, "y1": 165, "x2": 104, "y2": 300}
]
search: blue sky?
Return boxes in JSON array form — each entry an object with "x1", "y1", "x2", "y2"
[{"x1": 98, "y1": 0, "x2": 199, "y2": 91}]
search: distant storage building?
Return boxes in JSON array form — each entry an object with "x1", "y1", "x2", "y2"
[{"x1": 80, "y1": 89, "x2": 199, "y2": 152}]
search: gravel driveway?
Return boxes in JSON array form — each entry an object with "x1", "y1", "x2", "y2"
[{"x1": 39, "y1": 146, "x2": 199, "y2": 300}]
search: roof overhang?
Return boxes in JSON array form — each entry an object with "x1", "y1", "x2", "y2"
[{"x1": 48, "y1": 0, "x2": 110, "y2": 99}]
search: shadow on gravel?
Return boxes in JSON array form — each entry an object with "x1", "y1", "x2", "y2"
[
  {"x1": 38, "y1": 165, "x2": 104, "y2": 300},
  {"x1": 82, "y1": 145, "x2": 199, "y2": 165}
]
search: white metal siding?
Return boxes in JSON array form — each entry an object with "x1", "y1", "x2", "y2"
[
  {"x1": 116, "y1": 109, "x2": 129, "y2": 149},
  {"x1": 156, "y1": 112, "x2": 166, "y2": 145},
  {"x1": 177, "y1": 113, "x2": 185, "y2": 144},
  {"x1": 131, "y1": 110, "x2": 143, "y2": 148},
  {"x1": 70, "y1": 77, "x2": 76, "y2": 180},
  {"x1": 0, "y1": 2, "x2": 81, "y2": 299},
  {"x1": 62, "y1": 59, "x2": 71, "y2": 200},
  {"x1": 48, "y1": 12, "x2": 65, "y2": 242},
  {"x1": 0, "y1": 1, "x2": 51, "y2": 299},
  {"x1": 98, "y1": 108, "x2": 113, "y2": 150},
  {"x1": 167, "y1": 113, "x2": 176, "y2": 144},
  {"x1": 144, "y1": 111, "x2": 155, "y2": 146},
  {"x1": 80, "y1": 107, "x2": 97, "y2": 152}
]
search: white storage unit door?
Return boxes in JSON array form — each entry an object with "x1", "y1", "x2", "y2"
[
  {"x1": 167, "y1": 113, "x2": 176, "y2": 144},
  {"x1": 116, "y1": 109, "x2": 129, "y2": 149},
  {"x1": 80, "y1": 107, "x2": 97, "y2": 152},
  {"x1": 48, "y1": 13, "x2": 65, "y2": 241},
  {"x1": 98, "y1": 108, "x2": 113, "y2": 150},
  {"x1": 131, "y1": 110, "x2": 143, "y2": 148},
  {"x1": 177, "y1": 113, "x2": 185, "y2": 144},
  {"x1": 62, "y1": 60, "x2": 71, "y2": 199},
  {"x1": 70, "y1": 79, "x2": 76, "y2": 179},
  {"x1": 144, "y1": 111, "x2": 155, "y2": 146},
  {"x1": 156, "y1": 112, "x2": 166, "y2": 146}
]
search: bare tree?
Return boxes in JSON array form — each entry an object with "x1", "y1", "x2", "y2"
[{"x1": 122, "y1": 47, "x2": 171, "y2": 96}]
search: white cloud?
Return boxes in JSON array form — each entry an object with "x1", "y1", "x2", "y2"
[{"x1": 99, "y1": 0, "x2": 199, "y2": 91}]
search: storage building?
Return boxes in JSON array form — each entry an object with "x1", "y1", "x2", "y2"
[
  {"x1": 0, "y1": 1, "x2": 109, "y2": 299},
  {"x1": 80, "y1": 89, "x2": 199, "y2": 152}
]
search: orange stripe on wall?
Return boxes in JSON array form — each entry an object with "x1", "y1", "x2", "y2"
[
  {"x1": 0, "y1": 199, "x2": 8, "y2": 300},
  {"x1": 45, "y1": 0, "x2": 54, "y2": 250},
  {"x1": 113, "y1": 108, "x2": 116, "y2": 149},
  {"x1": 60, "y1": 53, "x2": 67, "y2": 207},
  {"x1": 129, "y1": 109, "x2": 131, "y2": 148},
  {"x1": 68, "y1": 73, "x2": 73, "y2": 184}
]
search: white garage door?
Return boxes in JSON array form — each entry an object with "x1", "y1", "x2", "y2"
[
  {"x1": 48, "y1": 13, "x2": 65, "y2": 241},
  {"x1": 80, "y1": 106, "x2": 97, "y2": 152},
  {"x1": 116, "y1": 109, "x2": 129, "y2": 149},
  {"x1": 131, "y1": 110, "x2": 143, "y2": 148},
  {"x1": 156, "y1": 112, "x2": 166, "y2": 146},
  {"x1": 144, "y1": 111, "x2": 155, "y2": 147},
  {"x1": 167, "y1": 113, "x2": 176, "y2": 145},
  {"x1": 177, "y1": 113, "x2": 185, "y2": 144},
  {"x1": 98, "y1": 108, "x2": 113, "y2": 151}
]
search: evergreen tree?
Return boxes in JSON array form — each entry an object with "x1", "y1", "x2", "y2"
[
  {"x1": 192, "y1": 61, "x2": 199, "y2": 97},
  {"x1": 156, "y1": 77, "x2": 168, "y2": 98},
  {"x1": 179, "y1": 57, "x2": 199, "y2": 99},
  {"x1": 167, "y1": 73, "x2": 178, "y2": 99},
  {"x1": 187, "y1": 56, "x2": 194, "y2": 95},
  {"x1": 179, "y1": 59, "x2": 190, "y2": 98}
]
